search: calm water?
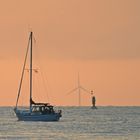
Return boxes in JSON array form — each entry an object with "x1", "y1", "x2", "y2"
[{"x1": 0, "y1": 106, "x2": 140, "y2": 140}]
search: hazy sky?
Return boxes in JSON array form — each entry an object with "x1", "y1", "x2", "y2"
[{"x1": 0, "y1": 0, "x2": 140, "y2": 106}]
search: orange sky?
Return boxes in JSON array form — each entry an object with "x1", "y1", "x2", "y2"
[{"x1": 0, "y1": 0, "x2": 140, "y2": 106}]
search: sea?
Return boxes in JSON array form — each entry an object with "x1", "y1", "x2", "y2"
[{"x1": 0, "y1": 106, "x2": 140, "y2": 140}]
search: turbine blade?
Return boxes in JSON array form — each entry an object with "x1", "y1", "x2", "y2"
[
  {"x1": 66, "y1": 87, "x2": 78, "y2": 95},
  {"x1": 80, "y1": 86, "x2": 91, "y2": 94}
]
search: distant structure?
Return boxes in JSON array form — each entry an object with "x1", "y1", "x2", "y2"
[
  {"x1": 91, "y1": 90, "x2": 97, "y2": 109},
  {"x1": 67, "y1": 73, "x2": 90, "y2": 106}
]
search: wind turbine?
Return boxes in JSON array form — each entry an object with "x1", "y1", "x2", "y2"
[{"x1": 67, "y1": 73, "x2": 91, "y2": 106}]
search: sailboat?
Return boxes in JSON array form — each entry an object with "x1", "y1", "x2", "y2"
[{"x1": 14, "y1": 32, "x2": 62, "y2": 121}]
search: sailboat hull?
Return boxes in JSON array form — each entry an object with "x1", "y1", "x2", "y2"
[{"x1": 14, "y1": 109, "x2": 61, "y2": 121}]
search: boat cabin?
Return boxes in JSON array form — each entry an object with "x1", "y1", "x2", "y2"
[
  {"x1": 31, "y1": 99, "x2": 55, "y2": 114},
  {"x1": 32, "y1": 104, "x2": 55, "y2": 114}
]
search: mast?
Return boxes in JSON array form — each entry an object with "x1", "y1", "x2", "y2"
[{"x1": 30, "y1": 32, "x2": 33, "y2": 113}]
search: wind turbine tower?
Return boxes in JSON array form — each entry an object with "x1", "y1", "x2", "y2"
[{"x1": 67, "y1": 73, "x2": 91, "y2": 106}]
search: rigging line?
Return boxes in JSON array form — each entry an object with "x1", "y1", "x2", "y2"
[
  {"x1": 40, "y1": 69, "x2": 50, "y2": 102},
  {"x1": 33, "y1": 40, "x2": 50, "y2": 102},
  {"x1": 32, "y1": 71, "x2": 41, "y2": 102},
  {"x1": 32, "y1": 34, "x2": 36, "y2": 44},
  {"x1": 34, "y1": 71, "x2": 42, "y2": 101},
  {"x1": 15, "y1": 34, "x2": 31, "y2": 109}
]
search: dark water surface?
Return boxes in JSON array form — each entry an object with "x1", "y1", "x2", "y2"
[{"x1": 0, "y1": 107, "x2": 140, "y2": 140}]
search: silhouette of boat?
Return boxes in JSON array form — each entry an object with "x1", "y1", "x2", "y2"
[{"x1": 14, "y1": 32, "x2": 62, "y2": 121}]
